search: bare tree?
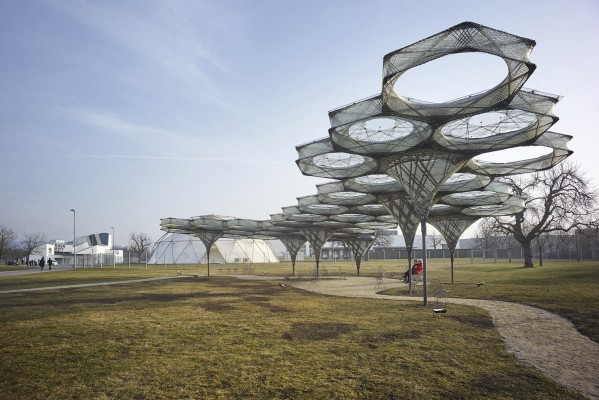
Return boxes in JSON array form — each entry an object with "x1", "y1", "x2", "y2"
[
  {"x1": 427, "y1": 231, "x2": 443, "y2": 250},
  {"x1": 0, "y1": 225, "x2": 18, "y2": 263},
  {"x1": 21, "y1": 232, "x2": 47, "y2": 266},
  {"x1": 372, "y1": 230, "x2": 394, "y2": 248},
  {"x1": 495, "y1": 233, "x2": 519, "y2": 262},
  {"x1": 576, "y1": 225, "x2": 599, "y2": 260},
  {"x1": 129, "y1": 232, "x2": 153, "y2": 263},
  {"x1": 473, "y1": 219, "x2": 499, "y2": 250},
  {"x1": 535, "y1": 233, "x2": 550, "y2": 266},
  {"x1": 490, "y1": 162, "x2": 598, "y2": 267}
]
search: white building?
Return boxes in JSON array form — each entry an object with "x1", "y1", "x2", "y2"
[{"x1": 31, "y1": 233, "x2": 123, "y2": 267}]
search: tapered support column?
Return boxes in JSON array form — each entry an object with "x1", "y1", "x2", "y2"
[
  {"x1": 300, "y1": 228, "x2": 335, "y2": 277},
  {"x1": 279, "y1": 237, "x2": 306, "y2": 276},
  {"x1": 407, "y1": 247, "x2": 414, "y2": 294},
  {"x1": 421, "y1": 219, "x2": 428, "y2": 306},
  {"x1": 344, "y1": 236, "x2": 377, "y2": 276},
  {"x1": 428, "y1": 215, "x2": 479, "y2": 287},
  {"x1": 195, "y1": 231, "x2": 223, "y2": 277},
  {"x1": 451, "y1": 250, "x2": 455, "y2": 285}
]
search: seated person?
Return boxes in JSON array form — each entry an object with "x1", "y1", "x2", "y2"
[{"x1": 403, "y1": 259, "x2": 424, "y2": 283}]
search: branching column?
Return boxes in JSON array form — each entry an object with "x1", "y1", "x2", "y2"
[
  {"x1": 279, "y1": 236, "x2": 307, "y2": 276},
  {"x1": 300, "y1": 228, "x2": 335, "y2": 276},
  {"x1": 193, "y1": 231, "x2": 223, "y2": 277}
]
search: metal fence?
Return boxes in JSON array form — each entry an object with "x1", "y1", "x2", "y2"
[
  {"x1": 57, "y1": 254, "x2": 118, "y2": 268},
  {"x1": 366, "y1": 246, "x2": 597, "y2": 261}
]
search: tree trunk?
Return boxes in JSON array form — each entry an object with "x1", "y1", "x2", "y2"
[{"x1": 522, "y1": 243, "x2": 534, "y2": 267}]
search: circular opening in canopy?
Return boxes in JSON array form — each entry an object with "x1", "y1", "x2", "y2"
[
  {"x1": 288, "y1": 214, "x2": 323, "y2": 222},
  {"x1": 333, "y1": 214, "x2": 372, "y2": 222},
  {"x1": 444, "y1": 173, "x2": 477, "y2": 185},
  {"x1": 449, "y1": 191, "x2": 497, "y2": 200},
  {"x1": 328, "y1": 192, "x2": 368, "y2": 200},
  {"x1": 313, "y1": 153, "x2": 365, "y2": 169},
  {"x1": 308, "y1": 204, "x2": 341, "y2": 211},
  {"x1": 394, "y1": 53, "x2": 507, "y2": 103},
  {"x1": 430, "y1": 204, "x2": 453, "y2": 212},
  {"x1": 361, "y1": 204, "x2": 385, "y2": 210},
  {"x1": 441, "y1": 110, "x2": 537, "y2": 138},
  {"x1": 305, "y1": 204, "x2": 347, "y2": 215},
  {"x1": 474, "y1": 146, "x2": 553, "y2": 164},
  {"x1": 348, "y1": 117, "x2": 414, "y2": 142},
  {"x1": 355, "y1": 174, "x2": 397, "y2": 185}
]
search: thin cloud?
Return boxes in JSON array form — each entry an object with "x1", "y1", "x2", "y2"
[
  {"x1": 77, "y1": 154, "x2": 280, "y2": 165},
  {"x1": 42, "y1": 0, "x2": 235, "y2": 109},
  {"x1": 64, "y1": 107, "x2": 187, "y2": 140},
  {"x1": 0, "y1": 151, "x2": 280, "y2": 165}
]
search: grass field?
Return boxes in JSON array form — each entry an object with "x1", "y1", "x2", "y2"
[{"x1": 0, "y1": 259, "x2": 596, "y2": 399}]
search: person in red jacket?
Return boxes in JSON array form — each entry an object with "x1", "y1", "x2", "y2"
[
  {"x1": 413, "y1": 259, "x2": 423, "y2": 274},
  {"x1": 403, "y1": 259, "x2": 423, "y2": 283}
]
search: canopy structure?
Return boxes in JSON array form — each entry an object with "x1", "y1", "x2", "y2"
[
  {"x1": 159, "y1": 22, "x2": 572, "y2": 305},
  {"x1": 294, "y1": 22, "x2": 572, "y2": 303}
]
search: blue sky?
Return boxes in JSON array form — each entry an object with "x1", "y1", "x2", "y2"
[{"x1": 1, "y1": 0, "x2": 598, "y2": 246}]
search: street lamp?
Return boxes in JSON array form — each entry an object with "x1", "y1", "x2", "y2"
[
  {"x1": 110, "y1": 226, "x2": 115, "y2": 269},
  {"x1": 70, "y1": 209, "x2": 76, "y2": 268}
]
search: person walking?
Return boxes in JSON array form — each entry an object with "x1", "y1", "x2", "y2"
[
  {"x1": 47, "y1": 258, "x2": 53, "y2": 270},
  {"x1": 39, "y1": 257, "x2": 45, "y2": 271}
]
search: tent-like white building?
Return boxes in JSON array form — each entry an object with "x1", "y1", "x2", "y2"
[{"x1": 149, "y1": 233, "x2": 279, "y2": 265}]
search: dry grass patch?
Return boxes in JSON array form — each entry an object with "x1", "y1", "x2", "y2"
[{"x1": 0, "y1": 273, "x2": 586, "y2": 399}]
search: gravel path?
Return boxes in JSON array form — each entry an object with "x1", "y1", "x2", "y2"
[
  {"x1": 287, "y1": 276, "x2": 599, "y2": 400},
  {"x1": 0, "y1": 276, "x2": 181, "y2": 294}
]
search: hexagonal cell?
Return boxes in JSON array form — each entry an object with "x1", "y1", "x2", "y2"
[
  {"x1": 440, "y1": 110, "x2": 537, "y2": 139},
  {"x1": 313, "y1": 152, "x2": 366, "y2": 169},
  {"x1": 348, "y1": 117, "x2": 415, "y2": 142}
]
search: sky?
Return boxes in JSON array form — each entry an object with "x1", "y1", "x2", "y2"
[{"x1": 1, "y1": 0, "x2": 598, "y2": 247}]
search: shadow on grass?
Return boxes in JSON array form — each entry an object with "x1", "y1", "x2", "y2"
[{"x1": 283, "y1": 322, "x2": 356, "y2": 341}]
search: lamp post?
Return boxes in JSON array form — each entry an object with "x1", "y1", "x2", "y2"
[
  {"x1": 110, "y1": 226, "x2": 115, "y2": 269},
  {"x1": 70, "y1": 209, "x2": 76, "y2": 269}
]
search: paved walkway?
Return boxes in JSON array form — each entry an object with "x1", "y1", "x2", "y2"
[
  {"x1": 0, "y1": 265, "x2": 75, "y2": 276},
  {"x1": 285, "y1": 276, "x2": 599, "y2": 400},
  {"x1": 0, "y1": 276, "x2": 181, "y2": 294}
]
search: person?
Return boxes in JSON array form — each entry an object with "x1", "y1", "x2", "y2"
[
  {"x1": 39, "y1": 257, "x2": 45, "y2": 271},
  {"x1": 403, "y1": 259, "x2": 424, "y2": 283},
  {"x1": 47, "y1": 258, "x2": 53, "y2": 270}
]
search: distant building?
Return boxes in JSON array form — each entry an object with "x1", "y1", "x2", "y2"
[
  {"x1": 458, "y1": 238, "x2": 476, "y2": 249},
  {"x1": 306, "y1": 231, "x2": 454, "y2": 260},
  {"x1": 31, "y1": 233, "x2": 123, "y2": 266},
  {"x1": 268, "y1": 240, "x2": 306, "y2": 262}
]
